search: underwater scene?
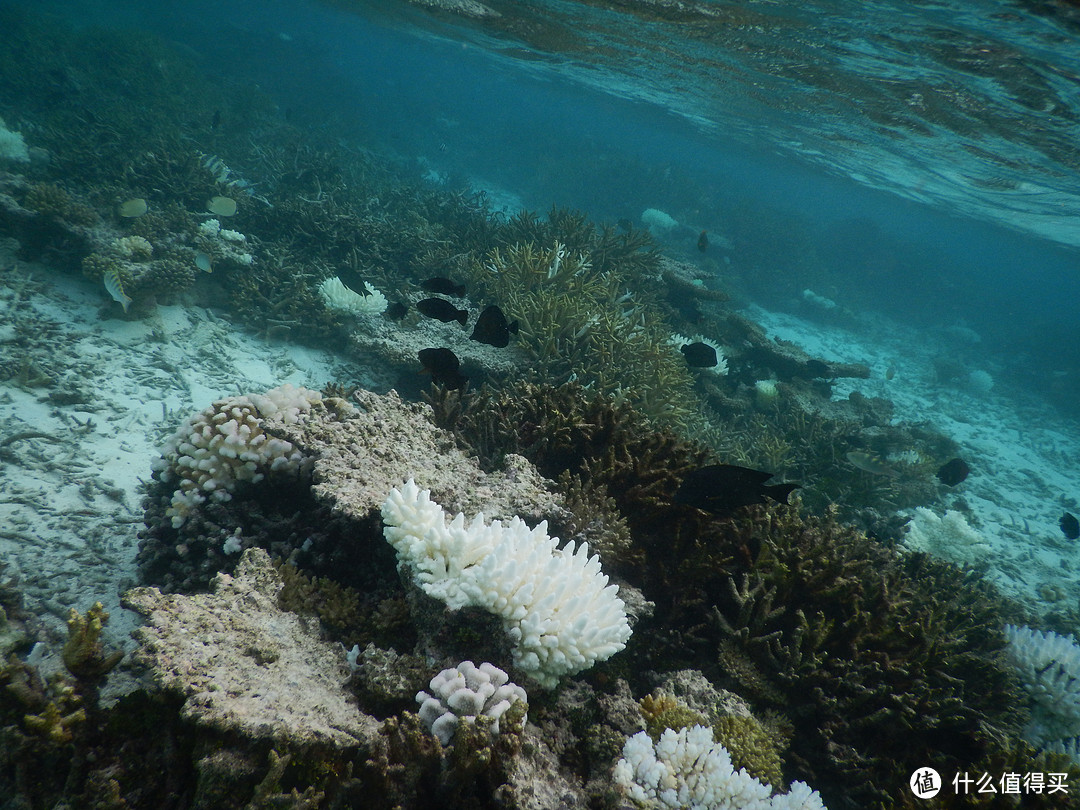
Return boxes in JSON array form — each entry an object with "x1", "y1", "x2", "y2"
[{"x1": 2, "y1": 0, "x2": 1080, "y2": 806}]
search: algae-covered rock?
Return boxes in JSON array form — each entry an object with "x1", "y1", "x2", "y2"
[
  {"x1": 123, "y1": 548, "x2": 379, "y2": 750},
  {"x1": 286, "y1": 388, "x2": 560, "y2": 526}
]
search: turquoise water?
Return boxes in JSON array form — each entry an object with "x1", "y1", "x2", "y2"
[
  {"x1": 3, "y1": 2, "x2": 1080, "y2": 806},
  {"x1": 26, "y1": 0, "x2": 1074, "y2": 394}
]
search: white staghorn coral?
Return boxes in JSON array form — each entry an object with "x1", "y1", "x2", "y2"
[
  {"x1": 614, "y1": 725, "x2": 827, "y2": 810},
  {"x1": 416, "y1": 660, "x2": 527, "y2": 745},
  {"x1": 381, "y1": 480, "x2": 632, "y2": 688}
]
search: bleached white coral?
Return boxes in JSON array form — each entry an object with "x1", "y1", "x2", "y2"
[
  {"x1": 110, "y1": 235, "x2": 153, "y2": 260},
  {"x1": 197, "y1": 218, "x2": 253, "y2": 265},
  {"x1": 670, "y1": 333, "x2": 728, "y2": 375},
  {"x1": 754, "y1": 379, "x2": 779, "y2": 406},
  {"x1": 642, "y1": 208, "x2": 679, "y2": 233},
  {"x1": 381, "y1": 480, "x2": 632, "y2": 688},
  {"x1": 318, "y1": 276, "x2": 388, "y2": 316},
  {"x1": 0, "y1": 115, "x2": 29, "y2": 162},
  {"x1": 614, "y1": 725, "x2": 827, "y2": 810},
  {"x1": 416, "y1": 660, "x2": 527, "y2": 745},
  {"x1": 153, "y1": 384, "x2": 322, "y2": 527},
  {"x1": 1004, "y1": 624, "x2": 1080, "y2": 745},
  {"x1": 902, "y1": 507, "x2": 989, "y2": 567}
]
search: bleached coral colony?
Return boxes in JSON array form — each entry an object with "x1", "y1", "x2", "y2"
[
  {"x1": 152, "y1": 384, "x2": 323, "y2": 527},
  {"x1": 381, "y1": 479, "x2": 632, "y2": 688},
  {"x1": 416, "y1": 661, "x2": 527, "y2": 745},
  {"x1": 1004, "y1": 624, "x2": 1080, "y2": 746},
  {"x1": 615, "y1": 725, "x2": 827, "y2": 810}
]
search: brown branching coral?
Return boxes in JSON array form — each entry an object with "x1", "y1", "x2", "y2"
[
  {"x1": 466, "y1": 218, "x2": 700, "y2": 430},
  {"x1": 704, "y1": 502, "x2": 1028, "y2": 808}
]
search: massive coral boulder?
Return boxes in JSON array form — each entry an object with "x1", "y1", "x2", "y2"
[{"x1": 137, "y1": 386, "x2": 563, "y2": 591}]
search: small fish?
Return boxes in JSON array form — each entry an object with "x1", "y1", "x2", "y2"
[
  {"x1": 421, "y1": 277, "x2": 466, "y2": 297},
  {"x1": 117, "y1": 198, "x2": 147, "y2": 218},
  {"x1": 470, "y1": 304, "x2": 518, "y2": 348},
  {"x1": 385, "y1": 302, "x2": 408, "y2": 320},
  {"x1": 206, "y1": 196, "x2": 237, "y2": 217},
  {"x1": 103, "y1": 268, "x2": 132, "y2": 313},
  {"x1": 936, "y1": 458, "x2": 970, "y2": 487},
  {"x1": 1061, "y1": 512, "x2": 1079, "y2": 541},
  {"x1": 417, "y1": 297, "x2": 468, "y2": 327},
  {"x1": 674, "y1": 464, "x2": 799, "y2": 515},
  {"x1": 617, "y1": 218, "x2": 633, "y2": 232},
  {"x1": 697, "y1": 230, "x2": 708, "y2": 252},
  {"x1": 194, "y1": 251, "x2": 213, "y2": 273},
  {"x1": 680, "y1": 341, "x2": 718, "y2": 368},
  {"x1": 418, "y1": 347, "x2": 468, "y2": 390},
  {"x1": 846, "y1": 451, "x2": 899, "y2": 478},
  {"x1": 885, "y1": 364, "x2": 897, "y2": 381}
]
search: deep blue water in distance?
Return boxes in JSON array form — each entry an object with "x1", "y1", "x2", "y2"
[{"x1": 14, "y1": 0, "x2": 1080, "y2": 396}]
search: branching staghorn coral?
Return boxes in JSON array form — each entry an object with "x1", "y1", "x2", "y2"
[
  {"x1": 471, "y1": 239, "x2": 702, "y2": 431},
  {"x1": 703, "y1": 502, "x2": 1026, "y2": 806}
]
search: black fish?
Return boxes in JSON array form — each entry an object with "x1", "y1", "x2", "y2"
[
  {"x1": 936, "y1": 458, "x2": 970, "y2": 487},
  {"x1": 1061, "y1": 512, "x2": 1079, "y2": 541},
  {"x1": 697, "y1": 230, "x2": 708, "y2": 252},
  {"x1": 385, "y1": 302, "x2": 408, "y2": 320},
  {"x1": 470, "y1": 305, "x2": 519, "y2": 348},
  {"x1": 674, "y1": 464, "x2": 799, "y2": 515},
  {"x1": 417, "y1": 297, "x2": 468, "y2": 327},
  {"x1": 337, "y1": 269, "x2": 369, "y2": 296},
  {"x1": 418, "y1": 347, "x2": 468, "y2": 390},
  {"x1": 681, "y1": 341, "x2": 718, "y2": 368},
  {"x1": 421, "y1": 277, "x2": 466, "y2": 297},
  {"x1": 617, "y1": 218, "x2": 633, "y2": 232}
]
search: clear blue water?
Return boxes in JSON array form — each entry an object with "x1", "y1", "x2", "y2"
[{"x1": 12, "y1": 0, "x2": 1080, "y2": 392}]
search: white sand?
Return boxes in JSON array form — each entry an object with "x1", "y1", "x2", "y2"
[
  {"x1": 749, "y1": 303, "x2": 1080, "y2": 609},
  {"x1": 0, "y1": 256, "x2": 357, "y2": 655}
]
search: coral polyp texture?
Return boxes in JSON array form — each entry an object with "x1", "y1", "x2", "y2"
[
  {"x1": 152, "y1": 383, "x2": 323, "y2": 527},
  {"x1": 614, "y1": 725, "x2": 826, "y2": 810},
  {"x1": 416, "y1": 660, "x2": 527, "y2": 745},
  {"x1": 381, "y1": 479, "x2": 632, "y2": 688},
  {"x1": 1004, "y1": 624, "x2": 1080, "y2": 746}
]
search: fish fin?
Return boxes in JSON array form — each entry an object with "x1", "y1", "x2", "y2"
[{"x1": 765, "y1": 482, "x2": 800, "y2": 504}]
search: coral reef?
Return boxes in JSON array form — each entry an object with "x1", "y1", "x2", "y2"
[
  {"x1": 902, "y1": 506, "x2": 990, "y2": 568},
  {"x1": 468, "y1": 228, "x2": 701, "y2": 431},
  {"x1": 152, "y1": 383, "x2": 324, "y2": 527}
]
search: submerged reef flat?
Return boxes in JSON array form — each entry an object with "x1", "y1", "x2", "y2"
[
  {"x1": 1, "y1": 8, "x2": 1079, "y2": 807},
  {"x1": 5, "y1": 375, "x2": 1078, "y2": 808}
]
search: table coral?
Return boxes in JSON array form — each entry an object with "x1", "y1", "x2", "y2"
[{"x1": 122, "y1": 548, "x2": 379, "y2": 750}]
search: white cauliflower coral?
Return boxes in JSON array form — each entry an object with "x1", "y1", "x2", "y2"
[{"x1": 153, "y1": 384, "x2": 322, "y2": 527}]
